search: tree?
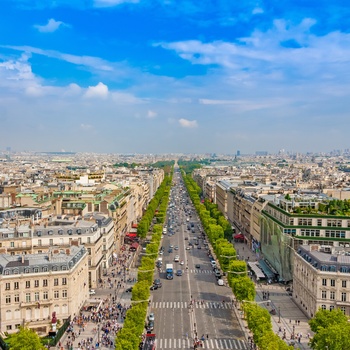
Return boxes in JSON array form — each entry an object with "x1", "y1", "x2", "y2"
[
  {"x1": 232, "y1": 276, "x2": 255, "y2": 302},
  {"x1": 7, "y1": 327, "x2": 45, "y2": 350},
  {"x1": 309, "y1": 309, "x2": 348, "y2": 333}
]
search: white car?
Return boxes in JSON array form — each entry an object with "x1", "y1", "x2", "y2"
[
  {"x1": 89, "y1": 289, "x2": 96, "y2": 295},
  {"x1": 217, "y1": 279, "x2": 224, "y2": 286},
  {"x1": 180, "y1": 260, "x2": 184, "y2": 265},
  {"x1": 174, "y1": 255, "x2": 180, "y2": 262},
  {"x1": 148, "y1": 313, "x2": 155, "y2": 321}
]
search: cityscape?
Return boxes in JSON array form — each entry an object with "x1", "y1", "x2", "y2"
[
  {"x1": 1, "y1": 0, "x2": 350, "y2": 349},
  {"x1": 0, "y1": 152, "x2": 350, "y2": 349}
]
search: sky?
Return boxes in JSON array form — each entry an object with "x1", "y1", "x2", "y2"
[{"x1": 1, "y1": 0, "x2": 350, "y2": 155}]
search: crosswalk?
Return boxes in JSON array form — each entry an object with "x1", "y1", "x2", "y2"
[
  {"x1": 160, "y1": 269, "x2": 215, "y2": 274},
  {"x1": 151, "y1": 301, "x2": 234, "y2": 309},
  {"x1": 157, "y1": 338, "x2": 248, "y2": 349}
]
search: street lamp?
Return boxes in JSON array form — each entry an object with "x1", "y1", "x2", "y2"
[{"x1": 278, "y1": 306, "x2": 281, "y2": 323}]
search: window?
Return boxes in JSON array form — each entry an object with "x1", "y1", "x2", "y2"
[
  {"x1": 342, "y1": 293, "x2": 347, "y2": 302},
  {"x1": 325, "y1": 230, "x2": 346, "y2": 238},
  {"x1": 34, "y1": 292, "x2": 39, "y2": 301},
  {"x1": 43, "y1": 279, "x2": 48, "y2": 287},
  {"x1": 322, "y1": 279, "x2": 327, "y2": 286},
  {"x1": 14, "y1": 282, "x2": 19, "y2": 290},
  {"x1": 6, "y1": 295, "x2": 11, "y2": 304},
  {"x1": 342, "y1": 280, "x2": 347, "y2": 288},
  {"x1": 25, "y1": 293, "x2": 31, "y2": 303},
  {"x1": 43, "y1": 291, "x2": 48, "y2": 300},
  {"x1": 14, "y1": 294, "x2": 19, "y2": 303},
  {"x1": 321, "y1": 305, "x2": 327, "y2": 310},
  {"x1": 331, "y1": 279, "x2": 336, "y2": 287},
  {"x1": 341, "y1": 306, "x2": 346, "y2": 314},
  {"x1": 15, "y1": 324, "x2": 20, "y2": 329},
  {"x1": 54, "y1": 278, "x2": 59, "y2": 286},
  {"x1": 62, "y1": 278, "x2": 67, "y2": 285},
  {"x1": 38, "y1": 239, "x2": 42, "y2": 246},
  {"x1": 330, "y1": 291, "x2": 335, "y2": 300},
  {"x1": 34, "y1": 267, "x2": 39, "y2": 273},
  {"x1": 322, "y1": 290, "x2": 327, "y2": 299},
  {"x1": 317, "y1": 219, "x2": 322, "y2": 226},
  {"x1": 330, "y1": 305, "x2": 335, "y2": 311},
  {"x1": 10, "y1": 242, "x2": 14, "y2": 247},
  {"x1": 54, "y1": 290, "x2": 59, "y2": 299},
  {"x1": 25, "y1": 281, "x2": 30, "y2": 289},
  {"x1": 5, "y1": 283, "x2": 10, "y2": 290},
  {"x1": 34, "y1": 280, "x2": 39, "y2": 288},
  {"x1": 6, "y1": 325, "x2": 12, "y2": 331},
  {"x1": 49, "y1": 239, "x2": 53, "y2": 246},
  {"x1": 62, "y1": 290, "x2": 68, "y2": 298}
]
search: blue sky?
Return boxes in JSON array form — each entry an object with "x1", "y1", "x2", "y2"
[{"x1": 1, "y1": 0, "x2": 349, "y2": 154}]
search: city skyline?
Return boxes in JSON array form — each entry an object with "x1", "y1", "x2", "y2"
[{"x1": 1, "y1": 0, "x2": 349, "y2": 154}]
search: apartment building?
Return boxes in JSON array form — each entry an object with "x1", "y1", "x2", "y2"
[
  {"x1": 0, "y1": 214, "x2": 115, "y2": 288},
  {"x1": 215, "y1": 180, "x2": 232, "y2": 216},
  {"x1": 294, "y1": 244, "x2": 350, "y2": 318},
  {"x1": 0, "y1": 245, "x2": 88, "y2": 334}
]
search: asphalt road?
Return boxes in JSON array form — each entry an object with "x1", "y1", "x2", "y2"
[{"x1": 149, "y1": 171, "x2": 248, "y2": 350}]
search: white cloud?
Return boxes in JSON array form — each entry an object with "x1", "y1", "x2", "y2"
[
  {"x1": 178, "y1": 118, "x2": 198, "y2": 128},
  {"x1": 80, "y1": 123, "x2": 93, "y2": 130},
  {"x1": 94, "y1": 0, "x2": 139, "y2": 7},
  {"x1": 252, "y1": 7, "x2": 264, "y2": 15},
  {"x1": 147, "y1": 110, "x2": 157, "y2": 118},
  {"x1": 84, "y1": 82, "x2": 109, "y2": 99},
  {"x1": 34, "y1": 19, "x2": 67, "y2": 33}
]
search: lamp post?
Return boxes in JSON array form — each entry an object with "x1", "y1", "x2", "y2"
[{"x1": 278, "y1": 306, "x2": 281, "y2": 323}]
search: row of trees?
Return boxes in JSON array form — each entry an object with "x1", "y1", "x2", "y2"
[
  {"x1": 181, "y1": 169, "x2": 293, "y2": 350},
  {"x1": 115, "y1": 169, "x2": 173, "y2": 349}
]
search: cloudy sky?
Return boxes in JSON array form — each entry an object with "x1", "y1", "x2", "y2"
[{"x1": 1, "y1": 0, "x2": 349, "y2": 154}]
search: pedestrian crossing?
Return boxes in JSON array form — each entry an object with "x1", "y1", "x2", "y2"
[
  {"x1": 151, "y1": 301, "x2": 234, "y2": 309},
  {"x1": 157, "y1": 338, "x2": 248, "y2": 349},
  {"x1": 160, "y1": 269, "x2": 215, "y2": 274}
]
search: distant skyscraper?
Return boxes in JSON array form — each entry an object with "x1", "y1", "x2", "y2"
[
  {"x1": 255, "y1": 151, "x2": 268, "y2": 156},
  {"x1": 236, "y1": 150, "x2": 240, "y2": 156}
]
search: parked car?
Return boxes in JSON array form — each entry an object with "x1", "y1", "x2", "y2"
[
  {"x1": 125, "y1": 287, "x2": 133, "y2": 293},
  {"x1": 217, "y1": 279, "x2": 224, "y2": 286},
  {"x1": 148, "y1": 313, "x2": 155, "y2": 321},
  {"x1": 150, "y1": 285, "x2": 158, "y2": 290},
  {"x1": 176, "y1": 269, "x2": 183, "y2": 276},
  {"x1": 89, "y1": 289, "x2": 96, "y2": 295},
  {"x1": 154, "y1": 279, "x2": 162, "y2": 287}
]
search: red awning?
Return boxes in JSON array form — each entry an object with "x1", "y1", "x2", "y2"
[
  {"x1": 132, "y1": 224, "x2": 138, "y2": 228},
  {"x1": 126, "y1": 233, "x2": 137, "y2": 238}
]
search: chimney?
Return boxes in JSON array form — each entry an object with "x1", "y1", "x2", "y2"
[{"x1": 65, "y1": 248, "x2": 71, "y2": 255}]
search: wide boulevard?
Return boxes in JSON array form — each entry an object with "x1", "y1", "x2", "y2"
[{"x1": 149, "y1": 170, "x2": 248, "y2": 349}]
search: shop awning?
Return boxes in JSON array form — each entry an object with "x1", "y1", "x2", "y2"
[
  {"x1": 258, "y1": 260, "x2": 276, "y2": 280},
  {"x1": 248, "y1": 262, "x2": 265, "y2": 279},
  {"x1": 126, "y1": 233, "x2": 137, "y2": 238}
]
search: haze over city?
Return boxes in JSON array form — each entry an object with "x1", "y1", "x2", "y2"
[{"x1": 1, "y1": 0, "x2": 349, "y2": 154}]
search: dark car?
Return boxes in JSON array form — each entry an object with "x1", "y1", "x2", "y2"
[
  {"x1": 197, "y1": 245, "x2": 201, "y2": 249},
  {"x1": 154, "y1": 279, "x2": 162, "y2": 287},
  {"x1": 168, "y1": 248, "x2": 173, "y2": 253},
  {"x1": 195, "y1": 264, "x2": 200, "y2": 269},
  {"x1": 176, "y1": 269, "x2": 183, "y2": 276},
  {"x1": 150, "y1": 285, "x2": 158, "y2": 290},
  {"x1": 125, "y1": 287, "x2": 133, "y2": 293}
]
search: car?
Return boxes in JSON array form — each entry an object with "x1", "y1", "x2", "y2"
[
  {"x1": 168, "y1": 248, "x2": 173, "y2": 253},
  {"x1": 211, "y1": 261, "x2": 217, "y2": 268},
  {"x1": 214, "y1": 271, "x2": 222, "y2": 279},
  {"x1": 159, "y1": 250, "x2": 163, "y2": 255},
  {"x1": 180, "y1": 260, "x2": 184, "y2": 265},
  {"x1": 174, "y1": 245, "x2": 179, "y2": 250},
  {"x1": 176, "y1": 269, "x2": 183, "y2": 276},
  {"x1": 186, "y1": 246, "x2": 191, "y2": 250},
  {"x1": 147, "y1": 320, "x2": 154, "y2": 331},
  {"x1": 189, "y1": 242, "x2": 193, "y2": 246},
  {"x1": 195, "y1": 264, "x2": 200, "y2": 269},
  {"x1": 184, "y1": 237, "x2": 188, "y2": 240},
  {"x1": 169, "y1": 245, "x2": 174, "y2": 248},
  {"x1": 148, "y1": 313, "x2": 155, "y2": 321},
  {"x1": 154, "y1": 279, "x2": 162, "y2": 287},
  {"x1": 89, "y1": 289, "x2": 96, "y2": 295},
  {"x1": 125, "y1": 287, "x2": 133, "y2": 293},
  {"x1": 217, "y1": 279, "x2": 224, "y2": 286},
  {"x1": 197, "y1": 246, "x2": 201, "y2": 249},
  {"x1": 150, "y1": 284, "x2": 158, "y2": 290},
  {"x1": 174, "y1": 255, "x2": 180, "y2": 262}
]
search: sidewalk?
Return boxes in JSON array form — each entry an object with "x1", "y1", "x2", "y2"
[
  {"x1": 233, "y1": 241, "x2": 312, "y2": 349},
  {"x1": 57, "y1": 250, "x2": 137, "y2": 350}
]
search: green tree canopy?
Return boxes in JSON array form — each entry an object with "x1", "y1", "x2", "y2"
[{"x1": 7, "y1": 327, "x2": 45, "y2": 350}]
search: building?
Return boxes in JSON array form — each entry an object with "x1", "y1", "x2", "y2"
[
  {"x1": 0, "y1": 245, "x2": 88, "y2": 334},
  {"x1": 294, "y1": 244, "x2": 350, "y2": 318}
]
